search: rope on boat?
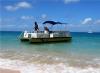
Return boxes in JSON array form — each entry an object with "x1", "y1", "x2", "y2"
[{"x1": 17, "y1": 32, "x2": 23, "y2": 39}]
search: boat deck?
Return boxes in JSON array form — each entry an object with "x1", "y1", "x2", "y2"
[{"x1": 20, "y1": 31, "x2": 72, "y2": 43}]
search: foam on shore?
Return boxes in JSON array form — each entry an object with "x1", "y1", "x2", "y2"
[{"x1": 0, "y1": 58, "x2": 100, "y2": 73}]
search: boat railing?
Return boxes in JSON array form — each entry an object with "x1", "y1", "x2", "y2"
[
  {"x1": 18, "y1": 32, "x2": 24, "y2": 39},
  {"x1": 19, "y1": 31, "x2": 71, "y2": 39}
]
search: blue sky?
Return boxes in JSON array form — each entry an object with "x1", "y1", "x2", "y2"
[{"x1": 0, "y1": 0, "x2": 100, "y2": 32}]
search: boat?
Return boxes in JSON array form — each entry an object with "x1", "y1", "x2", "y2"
[
  {"x1": 88, "y1": 30, "x2": 93, "y2": 33},
  {"x1": 19, "y1": 21, "x2": 72, "y2": 43}
]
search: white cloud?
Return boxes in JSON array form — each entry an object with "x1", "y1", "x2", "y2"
[
  {"x1": 64, "y1": 0, "x2": 80, "y2": 4},
  {"x1": 41, "y1": 14, "x2": 47, "y2": 19},
  {"x1": 82, "y1": 17, "x2": 100, "y2": 25},
  {"x1": 0, "y1": 18, "x2": 2, "y2": 22},
  {"x1": 21, "y1": 16, "x2": 34, "y2": 20},
  {"x1": 17, "y1": 2, "x2": 31, "y2": 8},
  {"x1": 5, "y1": 1, "x2": 32, "y2": 11},
  {"x1": 5, "y1": 5, "x2": 18, "y2": 11},
  {"x1": 0, "y1": 18, "x2": 2, "y2": 26},
  {"x1": 95, "y1": 19, "x2": 100, "y2": 24},
  {"x1": 82, "y1": 18, "x2": 93, "y2": 24}
]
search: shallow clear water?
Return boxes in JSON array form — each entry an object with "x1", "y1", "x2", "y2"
[{"x1": 0, "y1": 31, "x2": 100, "y2": 73}]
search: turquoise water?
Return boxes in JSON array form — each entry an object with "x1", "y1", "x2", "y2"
[
  {"x1": 0, "y1": 31, "x2": 100, "y2": 73},
  {"x1": 0, "y1": 31, "x2": 100, "y2": 56}
]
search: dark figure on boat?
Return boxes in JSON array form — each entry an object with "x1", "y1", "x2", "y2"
[
  {"x1": 44, "y1": 26, "x2": 50, "y2": 33},
  {"x1": 34, "y1": 22, "x2": 39, "y2": 32}
]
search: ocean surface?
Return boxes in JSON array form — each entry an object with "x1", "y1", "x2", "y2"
[{"x1": 0, "y1": 31, "x2": 100, "y2": 73}]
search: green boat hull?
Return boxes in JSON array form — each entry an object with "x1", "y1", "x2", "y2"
[{"x1": 29, "y1": 37, "x2": 72, "y2": 43}]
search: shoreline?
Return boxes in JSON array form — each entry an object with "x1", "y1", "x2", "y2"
[
  {"x1": 0, "y1": 68, "x2": 20, "y2": 73},
  {"x1": 0, "y1": 58, "x2": 100, "y2": 73}
]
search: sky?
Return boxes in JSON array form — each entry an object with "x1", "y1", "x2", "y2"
[{"x1": 0, "y1": 0, "x2": 100, "y2": 32}]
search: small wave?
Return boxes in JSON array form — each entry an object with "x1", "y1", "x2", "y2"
[{"x1": 0, "y1": 58, "x2": 100, "y2": 73}]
